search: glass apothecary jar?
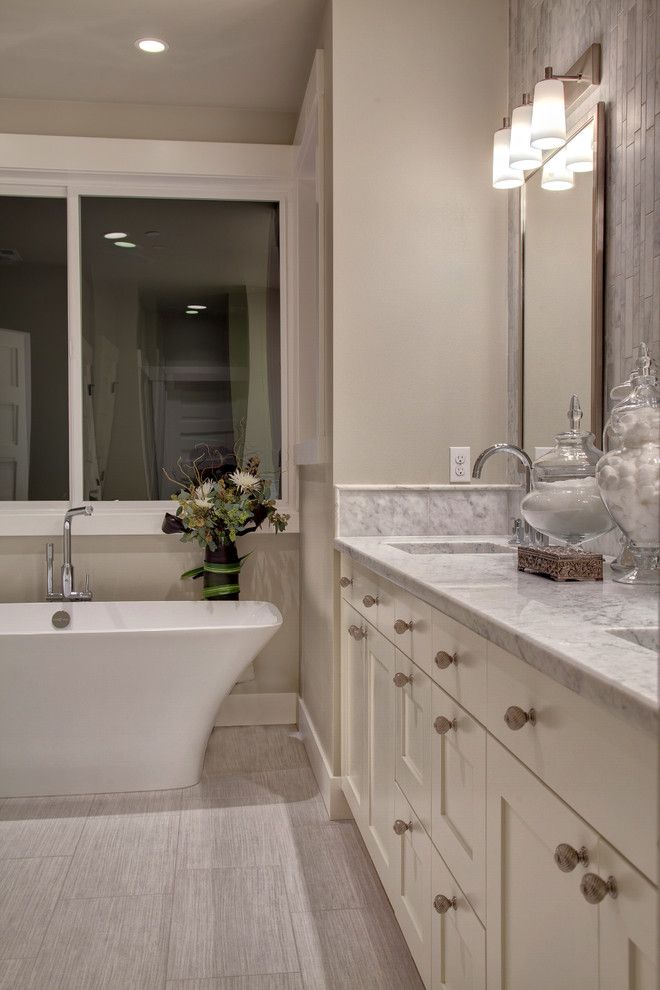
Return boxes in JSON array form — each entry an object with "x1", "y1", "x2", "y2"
[
  {"x1": 521, "y1": 396, "x2": 615, "y2": 546},
  {"x1": 596, "y1": 361, "x2": 660, "y2": 585}
]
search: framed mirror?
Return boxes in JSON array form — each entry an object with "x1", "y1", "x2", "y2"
[{"x1": 519, "y1": 102, "x2": 605, "y2": 455}]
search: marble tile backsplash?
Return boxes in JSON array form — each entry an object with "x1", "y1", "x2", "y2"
[{"x1": 336, "y1": 486, "x2": 521, "y2": 538}]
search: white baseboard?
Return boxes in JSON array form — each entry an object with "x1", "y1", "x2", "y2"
[
  {"x1": 297, "y1": 697, "x2": 352, "y2": 821},
  {"x1": 215, "y1": 691, "x2": 298, "y2": 727}
]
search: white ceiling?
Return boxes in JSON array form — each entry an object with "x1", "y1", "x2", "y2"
[{"x1": 0, "y1": 0, "x2": 325, "y2": 112}]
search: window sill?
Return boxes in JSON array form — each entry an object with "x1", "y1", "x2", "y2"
[{"x1": 0, "y1": 503, "x2": 299, "y2": 537}]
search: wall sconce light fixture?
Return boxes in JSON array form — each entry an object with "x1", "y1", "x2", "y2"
[
  {"x1": 565, "y1": 121, "x2": 595, "y2": 172},
  {"x1": 509, "y1": 94, "x2": 543, "y2": 170},
  {"x1": 530, "y1": 69, "x2": 570, "y2": 150},
  {"x1": 492, "y1": 117, "x2": 524, "y2": 189},
  {"x1": 541, "y1": 149, "x2": 575, "y2": 191},
  {"x1": 492, "y1": 44, "x2": 600, "y2": 191}
]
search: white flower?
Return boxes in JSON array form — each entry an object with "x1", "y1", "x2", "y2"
[
  {"x1": 192, "y1": 479, "x2": 215, "y2": 508},
  {"x1": 229, "y1": 469, "x2": 262, "y2": 493}
]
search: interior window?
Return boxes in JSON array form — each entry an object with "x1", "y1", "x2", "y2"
[
  {"x1": 0, "y1": 195, "x2": 69, "y2": 500},
  {"x1": 80, "y1": 197, "x2": 282, "y2": 501}
]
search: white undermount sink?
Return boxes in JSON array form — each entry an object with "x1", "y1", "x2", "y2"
[{"x1": 387, "y1": 540, "x2": 515, "y2": 555}]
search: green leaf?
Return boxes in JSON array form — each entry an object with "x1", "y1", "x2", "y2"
[
  {"x1": 203, "y1": 560, "x2": 242, "y2": 574},
  {"x1": 201, "y1": 583, "x2": 241, "y2": 599},
  {"x1": 180, "y1": 566, "x2": 204, "y2": 580}
]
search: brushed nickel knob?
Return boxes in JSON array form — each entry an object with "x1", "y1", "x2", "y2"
[
  {"x1": 554, "y1": 843, "x2": 589, "y2": 873},
  {"x1": 504, "y1": 705, "x2": 536, "y2": 730},
  {"x1": 434, "y1": 715, "x2": 456, "y2": 735},
  {"x1": 434, "y1": 650, "x2": 457, "y2": 669},
  {"x1": 394, "y1": 618, "x2": 413, "y2": 635},
  {"x1": 393, "y1": 819, "x2": 412, "y2": 835},
  {"x1": 580, "y1": 873, "x2": 617, "y2": 904},
  {"x1": 433, "y1": 894, "x2": 457, "y2": 914},
  {"x1": 339, "y1": 576, "x2": 353, "y2": 588},
  {"x1": 348, "y1": 624, "x2": 367, "y2": 641},
  {"x1": 362, "y1": 594, "x2": 378, "y2": 608},
  {"x1": 393, "y1": 671, "x2": 413, "y2": 688}
]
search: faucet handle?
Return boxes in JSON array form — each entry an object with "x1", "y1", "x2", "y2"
[{"x1": 84, "y1": 573, "x2": 92, "y2": 597}]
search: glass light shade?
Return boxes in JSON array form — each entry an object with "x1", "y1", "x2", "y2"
[
  {"x1": 509, "y1": 102, "x2": 542, "y2": 170},
  {"x1": 530, "y1": 78, "x2": 566, "y2": 150},
  {"x1": 492, "y1": 124, "x2": 523, "y2": 189},
  {"x1": 565, "y1": 122, "x2": 594, "y2": 172},
  {"x1": 541, "y1": 149, "x2": 574, "y2": 191}
]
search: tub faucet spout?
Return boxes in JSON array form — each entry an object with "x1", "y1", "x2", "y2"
[{"x1": 46, "y1": 505, "x2": 94, "y2": 601}]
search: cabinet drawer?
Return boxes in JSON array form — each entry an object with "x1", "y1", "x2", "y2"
[
  {"x1": 385, "y1": 584, "x2": 434, "y2": 673},
  {"x1": 393, "y1": 784, "x2": 432, "y2": 988},
  {"x1": 394, "y1": 654, "x2": 432, "y2": 833},
  {"x1": 431, "y1": 683, "x2": 486, "y2": 923},
  {"x1": 431, "y1": 844, "x2": 485, "y2": 990},
  {"x1": 486, "y1": 643, "x2": 657, "y2": 883},
  {"x1": 353, "y1": 564, "x2": 379, "y2": 619},
  {"x1": 430, "y1": 611, "x2": 487, "y2": 722}
]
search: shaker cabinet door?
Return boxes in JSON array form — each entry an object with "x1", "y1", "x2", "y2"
[
  {"x1": 430, "y1": 683, "x2": 486, "y2": 923},
  {"x1": 340, "y1": 599, "x2": 368, "y2": 828},
  {"x1": 597, "y1": 839, "x2": 657, "y2": 990},
  {"x1": 394, "y1": 653, "x2": 432, "y2": 832},
  {"x1": 486, "y1": 737, "x2": 599, "y2": 990},
  {"x1": 393, "y1": 784, "x2": 432, "y2": 988},
  {"x1": 431, "y1": 844, "x2": 485, "y2": 990},
  {"x1": 364, "y1": 623, "x2": 397, "y2": 898}
]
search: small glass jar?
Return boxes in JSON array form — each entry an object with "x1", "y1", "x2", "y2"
[
  {"x1": 521, "y1": 395, "x2": 614, "y2": 546},
  {"x1": 596, "y1": 364, "x2": 660, "y2": 585}
]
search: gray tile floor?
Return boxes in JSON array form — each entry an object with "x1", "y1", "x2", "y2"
[{"x1": 0, "y1": 725, "x2": 423, "y2": 989}]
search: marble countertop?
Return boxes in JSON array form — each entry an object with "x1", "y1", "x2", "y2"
[{"x1": 335, "y1": 535, "x2": 659, "y2": 735}]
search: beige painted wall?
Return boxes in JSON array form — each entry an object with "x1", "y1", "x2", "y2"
[
  {"x1": 299, "y1": 4, "x2": 339, "y2": 770},
  {"x1": 332, "y1": 0, "x2": 509, "y2": 484},
  {"x1": 0, "y1": 98, "x2": 296, "y2": 144},
  {"x1": 0, "y1": 531, "x2": 299, "y2": 695}
]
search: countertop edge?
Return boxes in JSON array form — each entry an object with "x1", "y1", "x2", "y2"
[{"x1": 335, "y1": 536, "x2": 658, "y2": 736}]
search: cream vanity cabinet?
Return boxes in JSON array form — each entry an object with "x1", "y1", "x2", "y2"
[{"x1": 338, "y1": 555, "x2": 657, "y2": 990}]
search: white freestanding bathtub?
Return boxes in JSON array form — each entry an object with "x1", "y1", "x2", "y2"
[{"x1": 0, "y1": 600, "x2": 282, "y2": 797}]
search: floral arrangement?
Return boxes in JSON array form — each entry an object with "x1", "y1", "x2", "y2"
[{"x1": 162, "y1": 447, "x2": 289, "y2": 550}]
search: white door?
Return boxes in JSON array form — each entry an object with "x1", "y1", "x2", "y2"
[
  {"x1": 364, "y1": 623, "x2": 396, "y2": 897},
  {"x1": 430, "y1": 683, "x2": 486, "y2": 923},
  {"x1": 394, "y1": 784, "x2": 432, "y2": 988},
  {"x1": 394, "y1": 653, "x2": 432, "y2": 833},
  {"x1": 340, "y1": 599, "x2": 368, "y2": 828},
  {"x1": 486, "y1": 736, "x2": 599, "y2": 990},
  {"x1": 431, "y1": 844, "x2": 485, "y2": 990},
  {"x1": 0, "y1": 328, "x2": 30, "y2": 499},
  {"x1": 597, "y1": 839, "x2": 657, "y2": 989}
]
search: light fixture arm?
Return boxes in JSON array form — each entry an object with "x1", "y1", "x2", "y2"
[{"x1": 544, "y1": 65, "x2": 586, "y2": 84}]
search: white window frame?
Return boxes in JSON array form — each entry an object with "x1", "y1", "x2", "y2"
[{"x1": 0, "y1": 134, "x2": 299, "y2": 535}]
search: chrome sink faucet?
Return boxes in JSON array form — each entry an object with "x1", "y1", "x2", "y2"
[
  {"x1": 472, "y1": 443, "x2": 546, "y2": 547},
  {"x1": 46, "y1": 505, "x2": 94, "y2": 601}
]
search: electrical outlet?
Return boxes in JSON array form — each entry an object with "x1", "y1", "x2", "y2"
[{"x1": 449, "y1": 446, "x2": 471, "y2": 483}]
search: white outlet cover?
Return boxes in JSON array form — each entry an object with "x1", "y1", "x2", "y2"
[{"x1": 450, "y1": 446, "x2": 471, "y2": 483}]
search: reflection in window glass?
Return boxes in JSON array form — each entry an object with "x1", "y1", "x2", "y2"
[
  {"x1": 80, "y1": 198, "x2": 281, "y2": 501},
  {"x1": 0, "y1": 196, "x2": 69, "y2": 500}
]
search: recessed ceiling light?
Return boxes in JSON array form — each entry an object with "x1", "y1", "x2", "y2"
[
  {"x1": 114, "y1": 241, "x2": 137, "y2": 248},
  {"x1": 185, "y1": 310, "x2": 199, "y2": 315},
  {"x1": 104, "y1": 231, "x2": 128, "y2": 240},
  {"x1": 187, "y1": 304, "x2": 206, "y2": 310},
  {"x1": 135, "y1": 38, "x2": 169, "y2": 54}
]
